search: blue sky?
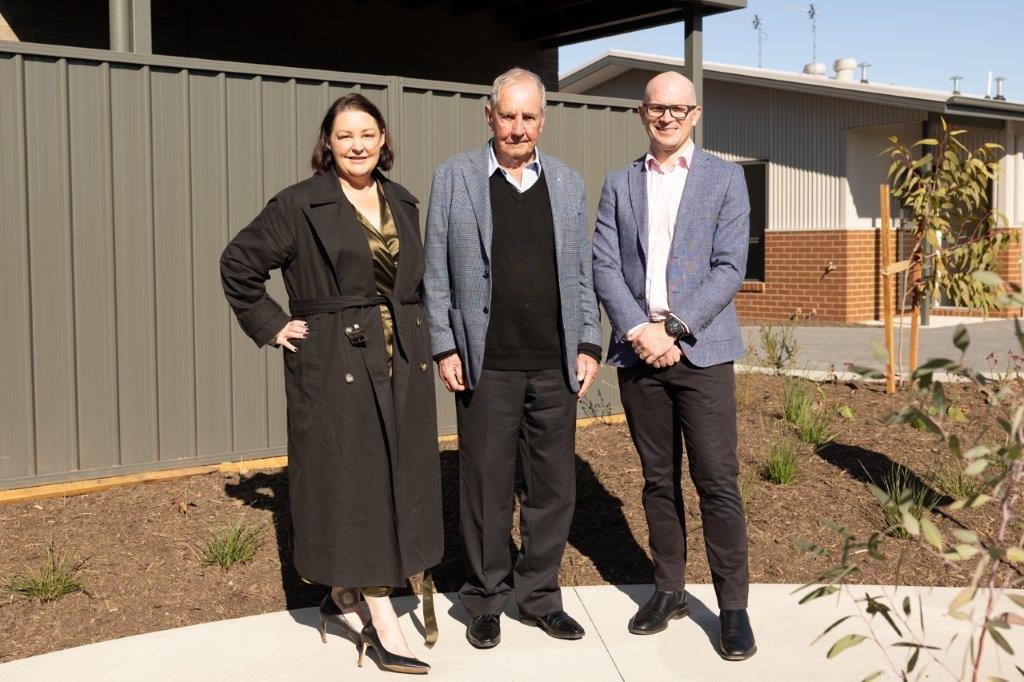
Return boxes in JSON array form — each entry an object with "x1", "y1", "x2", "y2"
[{"x1": 559, "y1": 0, "x2": 1023, "y2": 100}]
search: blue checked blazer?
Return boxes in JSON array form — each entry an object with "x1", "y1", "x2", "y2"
[
  {"x1": 592, "y1": 146, "x2": 750, "y2": 369},
  {"x1": 423, "y1": 143, "x2": 602, "y2": 391}
]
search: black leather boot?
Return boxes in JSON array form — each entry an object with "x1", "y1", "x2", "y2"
[
  {"x1": 719, "y1": 609, "x2": 756, "y2": 660},
  {"x1": 628, "y1": 590, "x2": 689, "y2": 635},
  {"x1": 466, "y1": 614, "x2": 501, "y2": 649}
]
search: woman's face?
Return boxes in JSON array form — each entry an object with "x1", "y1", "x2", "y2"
[{"x1": 329, "y1": 109, "x2": 384, "y2": 182}]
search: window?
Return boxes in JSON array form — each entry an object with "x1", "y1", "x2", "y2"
[{"x1": 740, "y1": 161, "x2": 767, "y2": 282}]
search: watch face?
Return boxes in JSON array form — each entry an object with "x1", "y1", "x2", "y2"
[{"x1": 665, "y1": 317, "x2": 683, "y2": 337}]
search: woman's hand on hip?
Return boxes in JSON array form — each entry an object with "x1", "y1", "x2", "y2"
[{"x1": 275, "y1": 320, "x2": 308, "y2": 352}]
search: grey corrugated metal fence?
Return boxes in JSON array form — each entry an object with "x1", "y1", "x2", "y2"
[{"x1": 0, "y1": 41, "x2": 640, "y2": 489}]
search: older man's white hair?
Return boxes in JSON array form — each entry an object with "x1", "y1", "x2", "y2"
[{"x1": 489, "y1": 68, "x2": 546, "y2": 111}]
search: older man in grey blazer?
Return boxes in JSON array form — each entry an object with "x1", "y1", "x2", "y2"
[
  {"x1": 593, "y1": 71, "x2": 755, "y2": 660},
  {"x1": 424, "y1": 67, "x2": 602, "y2": 649}
]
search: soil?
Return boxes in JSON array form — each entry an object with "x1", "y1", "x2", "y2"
[{"x1": 1, "y1": 373, "x2": 1020, "y2": 663}]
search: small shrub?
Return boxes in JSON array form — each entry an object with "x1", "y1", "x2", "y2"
[
  {"x1": 752, "y1": 323, "x2": 800, "y2": 373},
  {"x1": 782, "y1": 380, "x2": 814, "y2": 425},
  {"x1": 873, "y1": 465, "x2": 942, "y2": 539},
  {"x1": 9, "y1": 541, "x2": 86, "y2": 602},
  {"x1": 761, "y1": 441, "x2": 798, "y2": 485},
  {"x1": 932, "y1": 464, "x2": 985, "y2": 500},
  {"x1": 199, "y1": 518, "x2": 266, "y2": 569},
  {"x1": 796, "y1": 405, "x2": 836, "y2": 447}
]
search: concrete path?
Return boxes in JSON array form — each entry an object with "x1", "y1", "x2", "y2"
[
  {"x1": 741, "y1": 317, "x2": 1024, "y2": 375},
  {"x1": 2, "y1": 584, "x2": 1021, "y2": 681}
]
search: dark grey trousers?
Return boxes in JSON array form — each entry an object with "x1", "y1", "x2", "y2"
[
  {"x1": 456, "y1": 368, "x2": 577, "y2": 618},
  {"x1": 618, "y1": 359, "x2": 749, "y2": 610}
]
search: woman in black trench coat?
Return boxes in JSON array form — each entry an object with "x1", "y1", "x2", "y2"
[{"x1": 220, "y1": 94, "x2": 442, "y2": 674}]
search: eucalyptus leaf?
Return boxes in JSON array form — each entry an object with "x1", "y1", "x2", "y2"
[{"x1": 827, "y1": 633, "x2": 867, "y2": 659}]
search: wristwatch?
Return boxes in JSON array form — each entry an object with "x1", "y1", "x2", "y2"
[{"x1": 663, "y1": 313, "x2": 689, "y2": 339}]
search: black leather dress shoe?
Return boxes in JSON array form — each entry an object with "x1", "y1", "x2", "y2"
[
  {"x1": 520, "y1": 610, "x2": 585, "y2": 640},
  {"x1": 466, "y1": 614, "x2": 501, "y2": 649},
  {"x1": 719, "y1": 609, "x2": 756, "y2": 660},
  {"x1": 628, "y1": 590, "x2": 689, "y2": 635}
]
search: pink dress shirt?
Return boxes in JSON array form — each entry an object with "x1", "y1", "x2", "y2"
[{"x1": 627, "y1": 140, "x2": 695, "y2": 339}]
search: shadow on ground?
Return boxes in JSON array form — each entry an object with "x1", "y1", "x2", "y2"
[
  {"x1": 223, "y1": 448, "x2": 653, "y2": 611},
  {"x1": 815, "y1": 441, "x2": 953, "y2": 506}
]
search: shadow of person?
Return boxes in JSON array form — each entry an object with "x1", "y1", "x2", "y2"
[
  {"x1": 223, "y1": 469, "x2": 322, "y2": 615},
  {"x1": 815, "y1": 441, "x2": 953, "y2": 506},
  {"x1": 685, "y1": 592, "x2": 722, "y2": 652},
  {"x1": 568, "y1": 453, "x2": 654, "y2": 608}
]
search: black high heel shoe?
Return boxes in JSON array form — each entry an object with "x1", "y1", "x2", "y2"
[
  {"x1": 358, "y1": 621, "x2": 430, "y2": 675},
  {"x1": 318, "y1": 594, "x2": 360, "y2": 645}
]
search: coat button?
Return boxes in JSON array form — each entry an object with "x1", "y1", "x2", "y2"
[
  {"x1": 419, "y1": 362, "x2": 428, "y2": 372},
  {"x1": 344, "y1": 373, "x2": 354, "y2": 383},
  {"x1": 636, "y1": 293, "x2": 645, "y2": 301},
  {"x1": 416, "y1": 317, "x2": 423, "y2": 327},
  {"x1": 483, "y1": 306, "x2": 489, "y2": 314}
]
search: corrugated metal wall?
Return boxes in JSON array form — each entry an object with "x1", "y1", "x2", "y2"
[{"x1": 0, "y1": 43, "x2": 639, "y2": 489}]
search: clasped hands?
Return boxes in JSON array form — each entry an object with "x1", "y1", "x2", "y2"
[{"x1": 628, "y1": 322, "x2": 682, "y2": 368}]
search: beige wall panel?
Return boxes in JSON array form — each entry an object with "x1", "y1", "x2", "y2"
[
  {"x1": 25, "y1": 57, "x2": 78, "y2": 476},
  {"x1": 151, "y1": 68, "x2": 197, "y2": 462},
  {"x1": 110, "y1": 65, "x2": 159, "y2": 465},
  {"x1": 225, "y1": 75, "x2": 269, "y2": 453},
  {"x1": 0, "y1": 54, "x2": 36, "y2": 480},
  {"x1": 68, "y1": 61, "x2": 120, "y2": 470},
  {"x1": 189, "y1": 72, "x2": 233, "y2": 458}
]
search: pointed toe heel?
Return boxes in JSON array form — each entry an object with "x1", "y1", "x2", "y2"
[{"x1": 359, "y1": 622, "x2": 430, "y2": 674}]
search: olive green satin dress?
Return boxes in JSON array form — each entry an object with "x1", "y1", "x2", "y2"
[{"x1": 354, "y1": 183, "x2": 399, "y2": 372}]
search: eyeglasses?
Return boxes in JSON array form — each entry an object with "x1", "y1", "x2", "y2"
[{"x1": 640, "y1": 103, "x2": 699, "y2": 121}]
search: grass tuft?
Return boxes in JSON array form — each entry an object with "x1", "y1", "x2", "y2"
[
  {"x1": 932, "y1": 464, "x2": 985, "y2": 500},
  {"x1": 761, "y1": 440, "x2": 798, "y2": 485},
  {"x1": 782, "y1": 380, "x2": 814, "y2": 425},
  {"x1": 874, "y1": 465, "x2": 942, "y2": 539},
  {"x1": 9, "y1": 541, "x2": 86, "y2": 602},
  {"x1": 796, "y1": 405, "x2": 836, "y2": 447},
  {"x1": 198, "y1": 518, "x2": 266, "y2": 569}
]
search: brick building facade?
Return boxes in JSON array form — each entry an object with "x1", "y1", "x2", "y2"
[{"x1": 562, "y1": 51, "x2": 1024, "y2": 323}]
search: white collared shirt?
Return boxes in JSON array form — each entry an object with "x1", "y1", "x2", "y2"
[
  {"x1": 626, "y1": 140, "x2": 695, "y2": 340},
  {"x1": 488, "y1": 141, "x2": 542, "y2": 192},
  {"x1": 645, "y1": 140, "x2": 694, "y2": 320}
]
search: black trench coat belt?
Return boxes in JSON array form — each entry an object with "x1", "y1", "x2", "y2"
[{"x1": 288, "y1": 292, "x2": 438, "y2": 648}]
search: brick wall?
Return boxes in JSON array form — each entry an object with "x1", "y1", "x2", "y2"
[{"x1": 737, "y1": 228, "x2": 1022, "y2": 323}]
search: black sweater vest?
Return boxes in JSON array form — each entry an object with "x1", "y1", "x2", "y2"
[{"x1": 483, "y1": 170, "x2": 563, "y2": 370}]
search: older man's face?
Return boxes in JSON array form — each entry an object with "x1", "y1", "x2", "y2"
[{"x1": 485, "y1": 79, "x2": 545, "y2": 165}]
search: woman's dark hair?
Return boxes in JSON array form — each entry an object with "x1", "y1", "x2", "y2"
[{"x1": 310, "y1": 93, "x2": 395, "y2": 173}]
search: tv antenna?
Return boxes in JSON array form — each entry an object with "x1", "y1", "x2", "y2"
[
  {"x1": 783, "y1": 3, "x2": 818, "y2": 62},
  {"x1": 734, "y1": 14, "x2": 766, "y2": 68}
]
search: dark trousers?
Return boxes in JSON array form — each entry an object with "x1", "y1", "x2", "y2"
[
  {"x1": 456, "y1": 368, "x2": 577, "y2": 618},
  {"x1": 618, "y1": 359, "x2": 749, "y2": 610}
]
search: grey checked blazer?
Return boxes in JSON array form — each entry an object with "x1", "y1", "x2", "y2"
[
  {"x1": 423, "y1": 143, "x2": 602, "y2": 392},
  {"x1": 592, "y1": 146, "x2": 750, "y2": 369}
]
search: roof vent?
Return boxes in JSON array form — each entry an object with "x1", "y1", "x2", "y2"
[
  {"x1": 833, "y1": 57, "x2": 857, "y2": 81},
  {"x1": 994, "y1": 77, "x2": 1006, "y2": 101},
  {"x1": 858, "y1": 62, "x2": 871, "y2": 83},
  {"x1": 803, "y1": 60, "x2": 826, "y2": 77},
  {"x1": 950, "y1": 75, "x2": 962, "y2": 95}
]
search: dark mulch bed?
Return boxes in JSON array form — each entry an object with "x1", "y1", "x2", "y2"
[{"x1": 1, "y1": 373, "x2": 1019, "y2": 662}]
